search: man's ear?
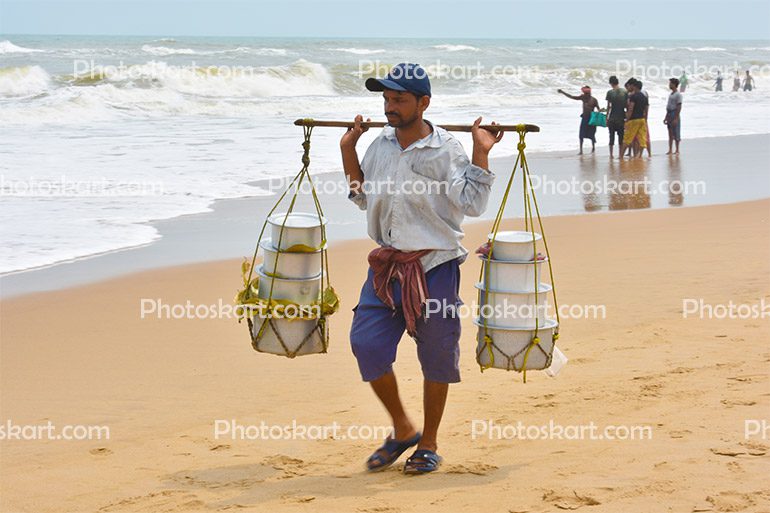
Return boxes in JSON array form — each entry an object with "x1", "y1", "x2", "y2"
[{"x1": 419, "y1": 95, "x2": 430, "y2": 113}]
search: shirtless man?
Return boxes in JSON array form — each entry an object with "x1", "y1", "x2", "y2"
[{"x1": 558, "y1": 86, "x2": 601, "y2": 155}]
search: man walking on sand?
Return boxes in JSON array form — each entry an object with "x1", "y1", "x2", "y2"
[
  {"x1": 665, "y1": 77, "x2": 683, "y2": 154},
  {"x1": 340, "y1": 63, "x2": 503, "y2": 475},
  {"x1": 605, "y1": 76, "x2": 627, "y2": 159},
  {"x1": 558, "y1": 85, "x2": 601, "y2": 155}
]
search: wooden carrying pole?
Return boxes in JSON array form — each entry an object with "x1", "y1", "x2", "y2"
[{"x1": 294, "y1": 119, "x2": 539, "y2": 133}]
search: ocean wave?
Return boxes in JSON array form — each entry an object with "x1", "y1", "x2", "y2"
[
  {"x1": 332, "y1": 47, "x2": 386, "y2": 55},
  {"x1": 141, "y1": 44, "x2": 288, "y2": 56},
  {"x1": 141, "y1": 44, "x2": 199, "y2": 56},
  {"x1": 433, "y1": 44, "x2": 479, "y2": 52},
  {"x1": 0, "y1": 66, "x2": 51, "y2": 97},
  {"x1": 0, "y1": 40, "x2": 44, "y2": 54},
  {"x1": 0, "y1": 59, "x2": 336, "y2": 122}
]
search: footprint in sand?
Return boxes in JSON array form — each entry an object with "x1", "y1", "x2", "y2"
[
  {"x1": 281, "y1": 494, "x2": 315, "y2": 503},
  {"x1": 167, "y1": 464, "x2": 273, "y2": 490},
  {"x1": 705, "y1": 491, "x2": 758, "y2": 512},
  {"x1": 720, "y1": 399, "x2": 757, "y2": 408},
  {"x1": 99, "y1": 490, "x2": 203, "y2": 512},
  {"x1": 443, "y1": 462, "x2": 498, "y2": 476},
  {"x1": 711, "y1": 441, "x2": 767, "y2": 458},
  {"x1": 541, "y1": 490, "x2": 601, "y2": 510},
  {"x1": 262, "y1": 454, "x2": 309, "y2": 479},
  {"x1": 90, "y1": 447, "x2": 113, "y2": 456}
]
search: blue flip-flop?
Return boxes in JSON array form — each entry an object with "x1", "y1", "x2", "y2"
[
  {"x1": 403, "y1": 449, "x2": 442, "y2": 474},
  {"x1": 366, "y1": 432, "x2": 421, "y2": 472}
]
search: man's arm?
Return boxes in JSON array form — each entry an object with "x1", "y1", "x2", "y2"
[
  {"x1": 626, "y1": 100, "x2": 635, "y2": 121},
  {"x1": 340, "y1": 114, "x2": 369, "y2": 196},
  {"x1": 557, "y1": 89, "x2": 582, "y2": 100},
  {"x1": 470, "y1": 116, "x2": 503, "y2": 171}
]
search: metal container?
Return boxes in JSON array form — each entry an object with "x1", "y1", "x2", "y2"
[
  {"x1": 259, "y1": 238, "x2": 324, "y2": 279},
  {"x1": 474, "y1": 318, "x2": 558, "y2": 371},
  {"x1": 479, "y1": 255, "x2": 547, "y2": 293},
  {"x1": 256, "y1": 265, "x2": 322, "y2": 304},
  {"x1": 267, "y1": 212, "x2": 327, "y2": 252},
  {"x1": 488, "y1": 230, "x2": 541, "y2": 261},
  {"x1": 250, "y1": 316, "x2": 328, "y2": 357},
  {"x1": 476, "y1": 282, "x2": 552, "y2": 329}
]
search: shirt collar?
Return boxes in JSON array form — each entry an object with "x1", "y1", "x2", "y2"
[{"x1": 383, "y1": 119, "x2": 444, "y2": 151}]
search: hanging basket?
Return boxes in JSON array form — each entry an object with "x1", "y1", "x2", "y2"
[
  {"x1": 475, "y1": 126, "x2": 562, "y2": 382},
  {"x1": 235, "y1": 123, "x2": 339, "y2": 358}
]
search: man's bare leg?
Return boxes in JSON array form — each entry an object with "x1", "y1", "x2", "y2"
[
  {"x1": 370, "y1": 371, "x2": 418, "y2": 442},
  {"x1": 578, "y1": 138, "x2": 584, "y2": 155},
  {"x1": 415, "y1": 379, "x2": 448, "y2": 454}
]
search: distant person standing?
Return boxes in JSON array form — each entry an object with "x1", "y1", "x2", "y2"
[
  {"x1": 558, "y1": 85, "x2": 601, "y2": 155},
  {"x1": 743, "y1": 70, "x2": 755, "y2": 91},
  {"x1": 605, "y1": 76, "x2": 627, "y2": 159},
  {"x1": 679, "y1": 72, "x2": 689, "y2": 93},
  {"x1": 620, "y1": 79, "x2": 648, "y2": 160},
  {"x1": 664, "y1": 77, "x2": 683, "y2": 155},
  {"x1": 714, "y1": 71, "x2": 723, "y2": 92},
  {"x1": 733, "y1": 70, "x2": 741, "y2": 91},
  {"x1": 637, "y1": 80, "x2": 652, "y2": 157}
]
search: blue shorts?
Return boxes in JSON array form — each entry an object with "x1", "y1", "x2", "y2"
[
  {"x1": 349, "y1": 257, "x2": 463, "y2": 383},
  {"x1": 666, "y1": 109, "x2": 681, "y2": 142}
]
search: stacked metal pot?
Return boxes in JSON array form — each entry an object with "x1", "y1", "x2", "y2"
[
  {"x1": 475, "y1": 230, "x2": 559, "y2": 371},
  {"x1": 251, "y1": 212, "x2": 328, "y2": 356}
]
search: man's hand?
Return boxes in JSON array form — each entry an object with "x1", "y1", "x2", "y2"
[
  {"x1": 471, "y1": 116, "x2": 503, "y2": 170},
  {"x1": 340, "y1": 114, "x2": 370, "y2": 149}
]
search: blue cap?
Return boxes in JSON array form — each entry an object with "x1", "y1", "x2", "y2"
[{"x1": 365, "y1": 63, "x2": 431, "y2": 97}]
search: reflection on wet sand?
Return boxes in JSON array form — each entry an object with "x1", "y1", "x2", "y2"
[{"x1": 579, "y1": 155, "x2": 686, "y2": 212}]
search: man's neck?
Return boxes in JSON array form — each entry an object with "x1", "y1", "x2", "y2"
[{"x1": 395, "y1": 119, "x2": 432, "y2": 150}]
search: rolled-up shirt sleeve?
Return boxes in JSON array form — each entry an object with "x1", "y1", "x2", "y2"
[
  {"x1": 446, "y1": 142, "x2": 496, "y2": 217},
  {"x1": 347, "y1": 145, "x2": 372, "y2": 211},
  {"x1": 348, "y1": 189, "x2": 367, "y2": 210}
]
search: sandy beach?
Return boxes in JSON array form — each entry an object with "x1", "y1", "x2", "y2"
[{"x1": 1, "y1": 194, "x2": 768, "y2": 512}]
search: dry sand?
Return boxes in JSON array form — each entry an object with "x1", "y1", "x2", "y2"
[{"x1": 1, "y1": 199, "x2": 769, "y2": 512}]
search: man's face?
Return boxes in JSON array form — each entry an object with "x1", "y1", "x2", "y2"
[{"x1": 382, "y1": 90, "x2": 426, "y2": 128}]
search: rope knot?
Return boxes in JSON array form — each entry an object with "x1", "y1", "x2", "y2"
[{"x1": 517, "y1": 142, "x2": 526, "y2": 151}]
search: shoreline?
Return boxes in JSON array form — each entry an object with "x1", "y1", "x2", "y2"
[{"x1": 1, "y1": 133, "x2": 768, "y2": 299}]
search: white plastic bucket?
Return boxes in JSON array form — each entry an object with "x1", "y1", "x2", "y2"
[
  {"x1": 476, "y1": 282, "x2": 552, "y2": 329},
  {"x1": 259, "y1": 238, "x2": 324, "y2": 279},
  {"x1": 256, "y1": 265, "x2": 322, "y2": 304},
  {"x1": 479, "y1": 255, "x2": 547, "y2": 293},
  {"x1": 474, "y1": 318, "x2": 558, "y2": 371},
  {"x1": 488, "y1": 230, "x2": 541, "y2": 261},
  {"x1": 268, "y1": 212, "x2": 327, "y2": 252}
]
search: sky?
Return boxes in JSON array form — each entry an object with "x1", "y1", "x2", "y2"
[{"x1": 1, "y1": 0, "x2": 769, "y2": 39}]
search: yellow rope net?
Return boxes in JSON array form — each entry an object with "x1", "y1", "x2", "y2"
[
  {"x1": 477, "y1": 125, "x2": 561, "y2": 382},
  {"x1": 235, "y1": 121, "x2": 339, "y2": 357}
]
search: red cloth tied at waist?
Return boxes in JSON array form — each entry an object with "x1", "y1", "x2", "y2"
[{"x1": 367, "y1": 246, "x2": 432, "y2": 337}]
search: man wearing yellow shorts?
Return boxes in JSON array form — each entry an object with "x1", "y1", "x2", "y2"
[{"x1": 621, "y1": 78, "x2": 648, "y2": 160}]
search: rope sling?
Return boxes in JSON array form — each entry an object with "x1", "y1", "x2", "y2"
[
  {"x1": 477, "y1": 126, "x2": 561, "y2": 383},
  {"x1": 235, "y1": 122, "x2": 339, "y2": 358}
]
